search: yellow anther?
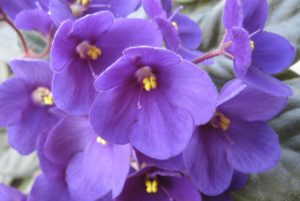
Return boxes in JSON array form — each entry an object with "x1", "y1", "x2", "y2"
[
  {"x1": 43, "y1": 94, "x2": 54, "y2": 105},
  {"x1": 211, "y1": 112, "x2": 231, "y2": 131},
  {"x1": 145, "y1": 179, "x2": 158, "y2": 193},
  {"x1": 32, "y1": 87, "x2": 54, "y2": 106},
  {"x1": 142, "y1": 76, "x2": 157, "y2": 92},
  {"x1": 87, "y1": 45, "x2": 102, "y2": 60},
  {"x1": 81, "y1": 0, "x2": 90, "y2": 6},
  {"x1": 250, "y1": 40, "x2": 255, "y2": 50},
  {"x1": 172, "y1": 21, "x2": 178, "y2": 29},
  {"x1": 96, "y1": 136, "x2": 107, "y2": 145}
]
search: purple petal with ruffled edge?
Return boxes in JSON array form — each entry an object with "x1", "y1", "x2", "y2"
[
  {"x1": 44, "y1": 116, "x2": 95, "y2": 165},
  {"x1": 69, "y1": 11, "x2": 114, "y2": 39},
  {"x1": 242, "y1": 66, "x2": 292, "y2": 97},
  {"x1": 66, "y1": 142, "x2": 131, "y2": 200},
  {"x1": 241, "y1": 0, "x2": 269, "y2": 34},
  {"x1": 202, "y1": 193, "x2": 232, "y2": 201},
  {"x1": 8, "y1": 105, "x2": 59, "y2": 155},
  {"x1": 90, "y1": 84, "x2": 138, "y2": 144},
  {"x1": 0, "y1": 0, "x2": 35, "y2": 19},
  {"x1": 162, "y1": 176, "x2": 202, "y2": 201},
  {"x1": 229, "y1": 27, "x2": 252, "y2": 76},
  {"x1": 49, "y1": 0, "x2": 75, "y2": 26},
  {"x1": 155, "y1": 17, "x2": 180, "y2": 51},
  {"x1": 52, "y1": 60, "x2": 97, "y2": 115},
  {"x1": 37, "y1": 132, "x2": 65, "y2": 180},
  {"x1": 173, "y1": 13, "x2": 202, "y2": 49},
  {"x1": 102, "y1": 0, "x2": 140, "y2": 18},
  {"x1": 137, "y1": 151, "x2": 186, "y2": 171},
  {"x1": 226, "y1": 121, "x2": 281, "y2": 173},
  {"x1": 94, "y1": 18, "x2": 163, "y2": 74},
  {"x1": 217, "y1": 79, "x2": 247, "y2": 106},
  {"x1": 252, "y1": 31, "x2": 296, "y2": 75},
  {"x1": 14, "y1": 9, "x2": 53, "y2": 35},
  {"x1": 183, "y1": 128, "x2": 233, "y2": 195},
  {"x1": 0, "y1": 78, "x2": 30, "y2": 126},
  {"x1": 28, "y1": 175, "x2": 73, "y2": 201},
  {"x1": 218, "y1": 80, "x2": 287, "y2": 122},
  {"x1": 223, "y1": 0, "x2": 243, "y2": 30},
  {"x1": 50, "y1": 20, "x2": 77, "y2": 73},
  {"x1": 10, "y1": 59, "x2": 52, "y2": 87},
  {"x1": 0, "y1": 183, "x2": 26, "y2": 201},
  {"x1": 143, "y1": 0, "x2": 167, "y2": 19}
]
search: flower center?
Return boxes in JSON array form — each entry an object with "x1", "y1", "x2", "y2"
[
  {"x1": 32, "y1": 87, "x2": 54, "y2": 106},
  {"x1": 76, "y1": 41, "x2": 102, "y2": 61},
  {"x1": 171, "y1": 21, "x2": 178, "y2": 29},
  {"x1": 81, "y1": 0, "x2": 91, "y2": 6},
  {"x1": 145, "y1": 178, "x2": 158, "y2": 194},
  {"x1": 250, "y1": 40, "x2": 255, "y2": 50},
  {"x1": 96, "y1": 136, "x2": 107, "y2": 145},
  {"x1": 135, "y1": 66, "x2": 158, "y2": 92},
  {"x1": 210, "y1": 112, "x2": 230, "y2": 131}
]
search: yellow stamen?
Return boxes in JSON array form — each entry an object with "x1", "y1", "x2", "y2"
[
  {"x1": 142, "y1": 75, "x2": 157, "y2": 92},
  {"x1": 32, "y1": 87, "x2": 54, "y2": 106},
  {"x1": 172, "y1": 21, "x2": 178, "y2": 29},
  {"x1": 211, "y1": 112, "x2": 230, "y2": 131},
  {"x1": 96, "y1": 136, "x2": 107, "y2": 145},
  {"x1": 250, "y1": 40, "x2": 255, "y2": 50},
  {"x1": 81, "y1": 0, "x2": 90, "y2": 6},
  {"x1": 87, "y1": 45, "x2": 102, "y2": 60},
  {"x1": 145, "y1": 179, "x2": 158, "y2": 193}
]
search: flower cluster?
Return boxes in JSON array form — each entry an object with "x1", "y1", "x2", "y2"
[{"x1": 0, "y1": 0, "x2": 296, "y2": 201}]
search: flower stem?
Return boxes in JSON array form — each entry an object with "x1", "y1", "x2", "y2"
[
  {"x1": 0, "y1": 8, "x2": 30, "y2": 57},
  {"x1": 193, "y1": 41, "x2": 233, "y2": 64}
]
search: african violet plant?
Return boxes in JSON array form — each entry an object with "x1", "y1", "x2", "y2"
[{"x1": 0, "y1": 0, "x2": 297, "y2": 201}]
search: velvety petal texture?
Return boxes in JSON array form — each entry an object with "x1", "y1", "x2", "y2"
[
  {"x1": 184, "y1": 81, "x2": 283, "y2": 195},
  {"x1": 51, "y1": 12, "x2": 162, "y2": 115},
  {"x1": 91, "y1": 46, "x2": 217, "y2": 159},
  {"x1": 15, "y1": 9, "x2": 53, "y2": 35},
  {"x1": 0, "y1": 183, "x2": 26, "y2": 201},
  {"x1": 66, "y1": 142, "x2": 131, "y2": 200},
  {"x1": 28, "y1": 175, "x2": 73, "y2": 201},
  {"x1": 0, "y1": 60, "x2": 59, "y2": 154}
]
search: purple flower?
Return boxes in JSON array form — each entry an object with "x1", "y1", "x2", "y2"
[
  {"x1": 42, "y1": 115, "x2": 131, "y2": 201},
  {"x1": 0, "y1": 0, "x2": 35, "y2": 19},
  {"x1": 49, "y1": 0, "x2": 140, "y2": 25},
  {"x1": 51, "y1": 11, "x2": 162, "y2": 115},
  {"x1": 0, "y1": 183, "x2": 26, "y2": 201},
  {"x1": 14, "y1": 9, "x2": 54, "y2": 36},
  {"x1": 0, "y1": 59, "x2": 59, "y2": 154},
  {"x1": 28, "y1": 175, "x2": 73, "y2": 201},
  {"x1": 90, "y1": 46, "x2": 217, "y2": 159},
  {"x1": 223, "y1": 0, "x2": 295, "y2": 96},
  {"x1": 143, "y1": 0, "x2": 203, "y2": 60},
  {"x1": 183, "y1": 79, "x2": 286, "y2": 195},
  {"x1": 116, "y1": 166, "x2": 202, "y2": 201}
]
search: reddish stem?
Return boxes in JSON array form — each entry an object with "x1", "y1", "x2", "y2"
[
  {"x1": 0, "y1": 8, "x2": 30, "y2": 57},
  {"x1": 192, "y1": 41, "x2": 233, "y2": 64}
]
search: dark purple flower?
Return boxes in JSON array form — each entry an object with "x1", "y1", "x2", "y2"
[
  {"x1": 0, "y1": 59, "x2": 59, "y2": 154},
  {"x1": 50, "y1": 0, "x2": 140, "y2": 25},
  {"x1": 51, "y1": 11, "x2": 162, "y2": 115},
  {"x1": 116, "y1": 166, "x2": 202, "y2": 201},
  {"x1": 90, "y1": 46, "x2": 217, "y2": 159},
  {"x1": 0, "y1": 183, "x2": 26, "y2": 201},
  {"x1": 223, "y1": 0, "x2": 295, "y2": 96},
  {"x1": 28, "y1": 175, "x2": 73, "y2": 201},
  {"x1": 143, "y1": 0, "x2": 202, "y2": 60},
  {"x1": 183, "y1": 79, "x2": 286, "y2": 195},
  {"x1": 42, "y1": 115, "x2": 131, "y2": 201}
]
